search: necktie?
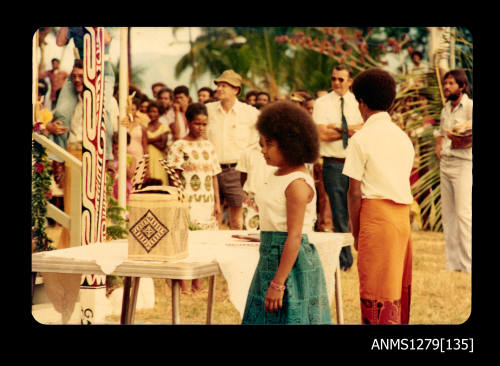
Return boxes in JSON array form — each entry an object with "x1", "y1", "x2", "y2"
[{"x1": 340, "y1": 96, "x2": 349, "y2": 148}]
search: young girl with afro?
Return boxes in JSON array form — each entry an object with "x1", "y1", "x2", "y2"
[{"x1": 242, "y1": 101, "x2": 332, "y2": 324}]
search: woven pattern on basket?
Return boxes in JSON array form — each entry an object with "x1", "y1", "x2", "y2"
[
  {"x1": 132, "y1": 154, "x2": 149, "y2": 190},
  {"x1": 159, "y1": 158, "x2": 186, "y2": 202},
  {"x1": 129, "y1": 209, "x2": 169, "y2": 253}
]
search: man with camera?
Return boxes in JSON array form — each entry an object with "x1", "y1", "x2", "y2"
[{"x1": 435, "y1": 69, "x2": 473, "y2": 273}]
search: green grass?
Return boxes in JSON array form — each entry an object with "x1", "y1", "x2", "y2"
[{"x1": 104, "y1": 230, "x2": 471, "y2": 325}]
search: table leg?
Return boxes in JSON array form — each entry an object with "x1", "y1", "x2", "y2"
[
  {"x1": 334, "y1": 258, "x2": 344, "y2": 324},
  {"x1": 127, "y1": 277, "x2": 140, "y2": 324},
  {"x1": 171, "y1": 279, "x2": 181, "y2": 324},
  {"x1": 120, "y1": 277, "x2": 132, "y2": 324},
  {"x1": 206, "y1": 275, "x2": 216, "y2": 324},
  {"x1": 121, "y1": 277, "x2": 141, "y2": 324}
]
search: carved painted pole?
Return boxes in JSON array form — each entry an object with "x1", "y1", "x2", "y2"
[
  {"x1": 79, "y1": 26, "x2": 108, "y2": 324},
  {"x1": 118, "y1": 27, "x2": 128, "y2": 209}
]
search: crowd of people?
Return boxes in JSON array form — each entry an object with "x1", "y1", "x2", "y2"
[{"x1": 34, "y1": 28, "x2": 472, "y2": 324}]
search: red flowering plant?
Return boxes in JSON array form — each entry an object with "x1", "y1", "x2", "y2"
[
  {"x1": 32, "y1": 140, "x2": 54, "y2": 251},
  {"x1": 274, "y1": 27, "x2": 465, "y2": 231},
  {"x1": 275, "y1": 27, "x2": 410, "y2": 74},
  {"x1": 33, "y1": 121, "x2": 43, "y2": 133}
]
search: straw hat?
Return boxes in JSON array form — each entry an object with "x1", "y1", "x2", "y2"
[
  {"x1": 214, "y1": 69, "x2": 242, "y2": 95},
  {"x1": 290, "y1": 92, "x2": 305, "y2": 103}
]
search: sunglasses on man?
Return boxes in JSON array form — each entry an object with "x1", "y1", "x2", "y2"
[{"x1": 331, "y1": 76, "x2": 346, "y2": 83}]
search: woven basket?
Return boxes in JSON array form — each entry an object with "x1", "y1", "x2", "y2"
[
  {"x1": 449, "y1": 120, "x2": 472, "y2": 149},
  {"x1": 450, "y1": 131, "x2": 472, "y2": 149},
  {"x1": 128, "y1": 186, "x2": 189, "y2": 261}
]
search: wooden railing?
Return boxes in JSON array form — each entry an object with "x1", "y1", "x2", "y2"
[{"x1": 32, "y1": 132, "x2": 82, "y2": 247}]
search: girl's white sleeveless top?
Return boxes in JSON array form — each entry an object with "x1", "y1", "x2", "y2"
[{"x1": 255, "y1": 169, "x2": 317, "y2": 234}]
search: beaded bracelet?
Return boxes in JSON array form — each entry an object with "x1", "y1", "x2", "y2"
[{"x1": 270, "y1": 281, "x2": 286, "y2": 291}]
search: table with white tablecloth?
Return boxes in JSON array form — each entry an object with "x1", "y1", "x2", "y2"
[{"x1": 32, "y1": 230, "x2": 353, "y2": 324}]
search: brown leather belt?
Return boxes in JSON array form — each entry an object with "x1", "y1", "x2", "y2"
[
  {"x1": 323, "y1": 156, "x2": 345, "y2": 163},
  {"x1": 220, "y1": 163, "x2": 237, "y2": 169}
]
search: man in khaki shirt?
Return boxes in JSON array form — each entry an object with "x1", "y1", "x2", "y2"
[{"x1": 206, "y1": 70, "x2": 260, "y2": 229}]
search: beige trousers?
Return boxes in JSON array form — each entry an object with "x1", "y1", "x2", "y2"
[{"x1": 440, "y1": 155, "x2": 472, "y2": 273}]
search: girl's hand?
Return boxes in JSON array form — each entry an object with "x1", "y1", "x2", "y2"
[
  {"x1": 46, "y1": 120, "x2": 69, "y2": 136},
  {"x1": 348, "y1": 220, "x2": 358, "y2": 250},
  {"x1": 265, "y1": 286, "x2": 284, "y2": 313},
  {"x1": 120, "y1": 115, "x2": 131, "y2": 128},
  {"x1": 213, "y1": 202, "x2": 222, "y2": 220}
]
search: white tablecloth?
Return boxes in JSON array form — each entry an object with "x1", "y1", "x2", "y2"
[{"x1": 33, "y1": 230, "x2": 351, "y2": 319}]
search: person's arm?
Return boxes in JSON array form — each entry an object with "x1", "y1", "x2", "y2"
[
  {"x1": 236, "y1": 149, "x2": 248, "y2": 187},
  {"x1": 56, "y1": 27, "x2": 69, "y2": 46},
  {"x1": 265, "y1": 178, "x2": 313, "y2": 313},
  {"x1": 141, "y1": 126, "x2": 149, "y2": 155},
  {"x1": 170, "y1": 106, "x2": 188, "y2": 141},
  {"x1": 103, "y1": 28, "x2": 112, "y2": 46},
  {"x1": 170, "y1": 110, "x2": 181, "y2": 141},
  {"x1": 45, "y1": 120, "x2": 69, "y2": 136},
  {"x1": 435, "y1": 108, "x2": 447, "y2": 159},
  {"x1": 435, "y1": 135, "x2": 443, "y2": 160},
  {"x1": 312, "y1": 100, "x2": 342, "y2": 142},
  {"x1": 347, "y1": 123, "x2": 364, "y2": 137},
  {"x1": 150, "y1": 132, "x2": 168, "y2": 151},
  {"x1": 147, "y1": 133, "x2": 159, "y2": 144},
  {"x1": 212, "y1": 175, "x2": 221, "y2": 224},
  {"x1": 240, "y1": 172, "x2": 247, "y2": 187},
  {"x1": 347, "y1": 177, "x2": 362, "y2": 250},
  {"x1": 127, "y1": 156, "x2": 137, "y2": 180},
  {"x1": 317, "y1": 124, "x2": 343, "y2": 142}
]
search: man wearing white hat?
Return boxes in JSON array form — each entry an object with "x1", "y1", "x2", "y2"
[{"x1": 206, "y1": 70, "x2": 260, "y2": 229}]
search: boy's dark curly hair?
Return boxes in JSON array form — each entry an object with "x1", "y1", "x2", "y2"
[
  {"x1": 257, "y1": 101, "x2": 319, "y2": 166},
  {"x1": 351, "y1": 68, "x2": 396, "y2": 111}
]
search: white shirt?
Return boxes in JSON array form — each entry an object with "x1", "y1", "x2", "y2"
[
  {"x1": 159, "y1": 108, "x2": 175, "y2": 125},
  {"x1": 236, "y1": 142, "x2": 275, "y2": 194},
  {"x1": 108, "y1": 96, "x2": 120, "y2": 133},
  {"x1": 438, "y1": 94, "x2": 473, "y2": 161},
  {"x1": 312, "y1": 90, "x2": 364, "y2": 159},
  {"x1": 160, "y1": 108, "x2": 188, "y2": 145},
  {"x1": 407, "y1": 61, "x2": 429, "y2": 74},
  {"x1": 67, "y1": 95, "x2": 83, "y2": 145},
  {"x1": 206, "y1": 99, "x2": 260, "y2": 164},
  {"x1": 256, "y1": 170, "x2": 317, "y2": 234},
  {"x1": 342, "y1": 112, "x2": 415, "y2": 204}
]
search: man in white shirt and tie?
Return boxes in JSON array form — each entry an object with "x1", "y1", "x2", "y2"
[
  {"x1": 206, "y1": 70, "x2": 260, "y2": 229},
  {"x1": 312, "y1": 65, "x2": 364, "y2": 271}
]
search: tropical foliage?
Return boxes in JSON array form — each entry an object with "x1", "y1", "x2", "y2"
[
  {"x1": 31, "y1": 137, "x2": 54, "y2": 252},
  {"x1": 175, "y1": 27, "x2": 472, "y2": 231},
  {"x1": 105, "y1": 171, "x2": 128, "y2": 240}
]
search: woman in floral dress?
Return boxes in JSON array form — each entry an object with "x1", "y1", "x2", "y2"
[{"x1": 167, "y1": 103, "x2": 222, "y2": 293}]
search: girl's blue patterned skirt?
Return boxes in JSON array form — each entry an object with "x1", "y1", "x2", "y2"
[{"x1": 242, "y1": 231, "x2": 332, "y2": 324}]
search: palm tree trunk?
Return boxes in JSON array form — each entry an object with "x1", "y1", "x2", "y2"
[
  {"x1": 263, "y1": 29, "x2": 279, "y2": 98},
  {"x1": 189, "y1": 27, "x2": 198, "y2": 91}
]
